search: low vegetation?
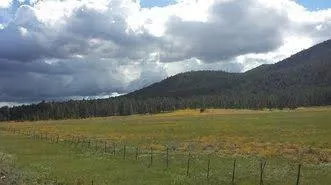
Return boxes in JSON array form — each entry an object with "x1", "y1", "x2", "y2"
[{"x1": 0, "y1": 107, "x2": 330, "y2": 184}]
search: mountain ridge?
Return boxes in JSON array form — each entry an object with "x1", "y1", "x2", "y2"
[{"x1": 127, "y1": 39, "x2": 331, "y2": 99}]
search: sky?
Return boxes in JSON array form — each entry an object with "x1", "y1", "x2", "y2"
[
  {"x1": 140, "y1": 0, "x2": 176, "y2": 8},
  {"x1": 297, "y1": 0, "x2": 331, "y2": 10},
  {"x1": 0, "y1": 0, "x2": 331, "y2": 106}
]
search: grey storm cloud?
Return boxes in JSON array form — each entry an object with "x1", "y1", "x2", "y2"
[
  {"x1": 0, "y1": 1, "x2": 165, "y2": 102},
  {"x1": 0, "y1": 4, "x2": 160, "y2": 62},
  {"x1": 0, "y1": 0, "x2": 330, "y2": 103},
  {"x1": 0, "y1": 58, "x2": 148, "y2": 102},
  {"x1": 0, "y1": 6, "x2": 47, "y2": 62},
  {"x1": 54, "y1": 4, "x2": 160, "y2": 60},
  {"x1": 0, "y1": 26, "x2": 45, "y2": 61},
  {"x1": 160, "y1": 0, "x2": 288, "y2": 63},
  {"x1": 301, "y1": 20, "x2": 331, "y2": 42}
]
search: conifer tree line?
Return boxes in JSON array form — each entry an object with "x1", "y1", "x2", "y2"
[{"x1": 0, "y1": 87, "x2": 330, "y2": 121}]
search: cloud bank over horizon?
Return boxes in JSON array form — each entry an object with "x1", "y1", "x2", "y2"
[{"x1": 0, "y1": 0, "x2": 331, "y2": 105}]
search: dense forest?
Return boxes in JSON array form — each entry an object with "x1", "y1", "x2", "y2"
[{"x1": 0, "y1": 40, "x2": 330, "y2": 121}]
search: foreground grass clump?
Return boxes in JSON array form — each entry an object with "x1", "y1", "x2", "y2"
[
  {"x1": 0, "y1": 152, "x2": 23, "y2": 185},
  {"x1": 0, "y1": 107, "x2": 330, "y2": 184}
]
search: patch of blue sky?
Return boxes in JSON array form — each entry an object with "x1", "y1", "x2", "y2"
[
  {"x1": 297, "y1": 0, "x2": 331, "y2": 10},
  {"x1": 140, "y1": 0, "x2": 176, "y2": 8}
]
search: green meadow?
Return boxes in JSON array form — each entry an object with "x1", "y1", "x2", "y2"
[{"x1": 0, "y1": 108, "x2": 330, "y2": 184}]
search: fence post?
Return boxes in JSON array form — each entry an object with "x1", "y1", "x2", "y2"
[
  {"x1": 186, "y1": 153, "x2": 191, "y2": 177},
  {"x1": 166, "y1": 147, "x2": 169, "y2": 169},
  {"x1": 296, "y1": 164, "x2": 301, "y2": 185},
  {"x1": 76, "y1": 137, "x2": 80, "y2": 146},
  {"x1": 123, "y1": 144, "x2": 126, "y2": 160},
  {"x1": 95, "y1": 140, "x2": 102, "y2": 151},
  {"x1": 207, "y1": 158, "x2": 211, "y2": 180},
  {"x1": 232, "y1": 159, "x2": 236, "y2": 185},
  {"x1": 150, "y1": 147, "x2": 153, "y2": 167},
  {"x1": 260, "y1": 160, "x2": 267, "y2": 185},
  {"x1": 135, "y1": 146, "x2": 139, "y2": 160},
  {"x1": 113, "y1": 142, "x2": 116, "y2": 155},
  {"x1": 104, "y1": 141, "x2": 107, "y2": 153}
]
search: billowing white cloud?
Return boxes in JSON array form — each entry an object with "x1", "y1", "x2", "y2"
[
  {"x1": 0, "y1": 0, "x2": 12, "y2": 8},
  {"x1": 0, "y1": 0, "x2": 330, "y2": 104}
]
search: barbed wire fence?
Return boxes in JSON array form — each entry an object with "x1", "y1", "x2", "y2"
[{"x1": 0, "y1": 126, "x2": 314, "y2": 185}]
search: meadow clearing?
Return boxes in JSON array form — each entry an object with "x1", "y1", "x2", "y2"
[{"x1": 0, "y1": 107, "x2": 330, "y2": 184}]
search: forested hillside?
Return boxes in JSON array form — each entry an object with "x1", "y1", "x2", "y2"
[
  {"x1": 129, "y1": 39, "x2": 331, "y2": 99},
  {"x1": 0, "y1": 40, "x2": 330, "y2": 121}
]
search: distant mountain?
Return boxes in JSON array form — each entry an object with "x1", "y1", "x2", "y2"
[
  {"x1": 1, "y1": 40, "x2": 331, "y2": 121},
  {"x1": 128, "y1": 71, "x2": 242, "y2": 97},
  {"x1": 128, "y1": 39, "x2": 331, "y2": 103}
]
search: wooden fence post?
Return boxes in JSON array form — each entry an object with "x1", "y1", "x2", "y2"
[
  {"x1": 232, "y1": 159, "x2": 236, "y2": 185},
  {"x1": 113, "y1": 142, "x2": 116, "y2": 156},
  {"x1": 296, "y1": 164, "x2": 301, "y2": 185},
  {"x1": 166, "y1": 147, "x2": 169, "y2": 169},
  {"x1": 260, "y1": 160, "x2": 267, "y2": 185},
  {"x1": 123, "y1": 144, "x2": 126, "y2": 160},
  {"x1": 186, "y1": 153, "x2": 191, "y2": 177},
  {"x1": 135, "y1": 146, "x2": 139, "y2": 160},
  {"x1": 207, "y1": 158, "x2": 211, "y2": 180},
  {"x1": 149, "y1": 147, "x2": 153, "y2": 167}
]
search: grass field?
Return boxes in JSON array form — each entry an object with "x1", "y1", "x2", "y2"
[{"x1": 0, "y1": 107, "x2": 330, "y2": 184}]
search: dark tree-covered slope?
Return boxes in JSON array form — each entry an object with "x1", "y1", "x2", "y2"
[
  {"x1": 0, "y1": 39, "x2": 330, "y2": 121},
  {"x1": 128, "y1": 39, "x2": 331, "y2": 100},
  {"x1": 127, "y1": 71, "x2": 242, "y2": 97}
]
